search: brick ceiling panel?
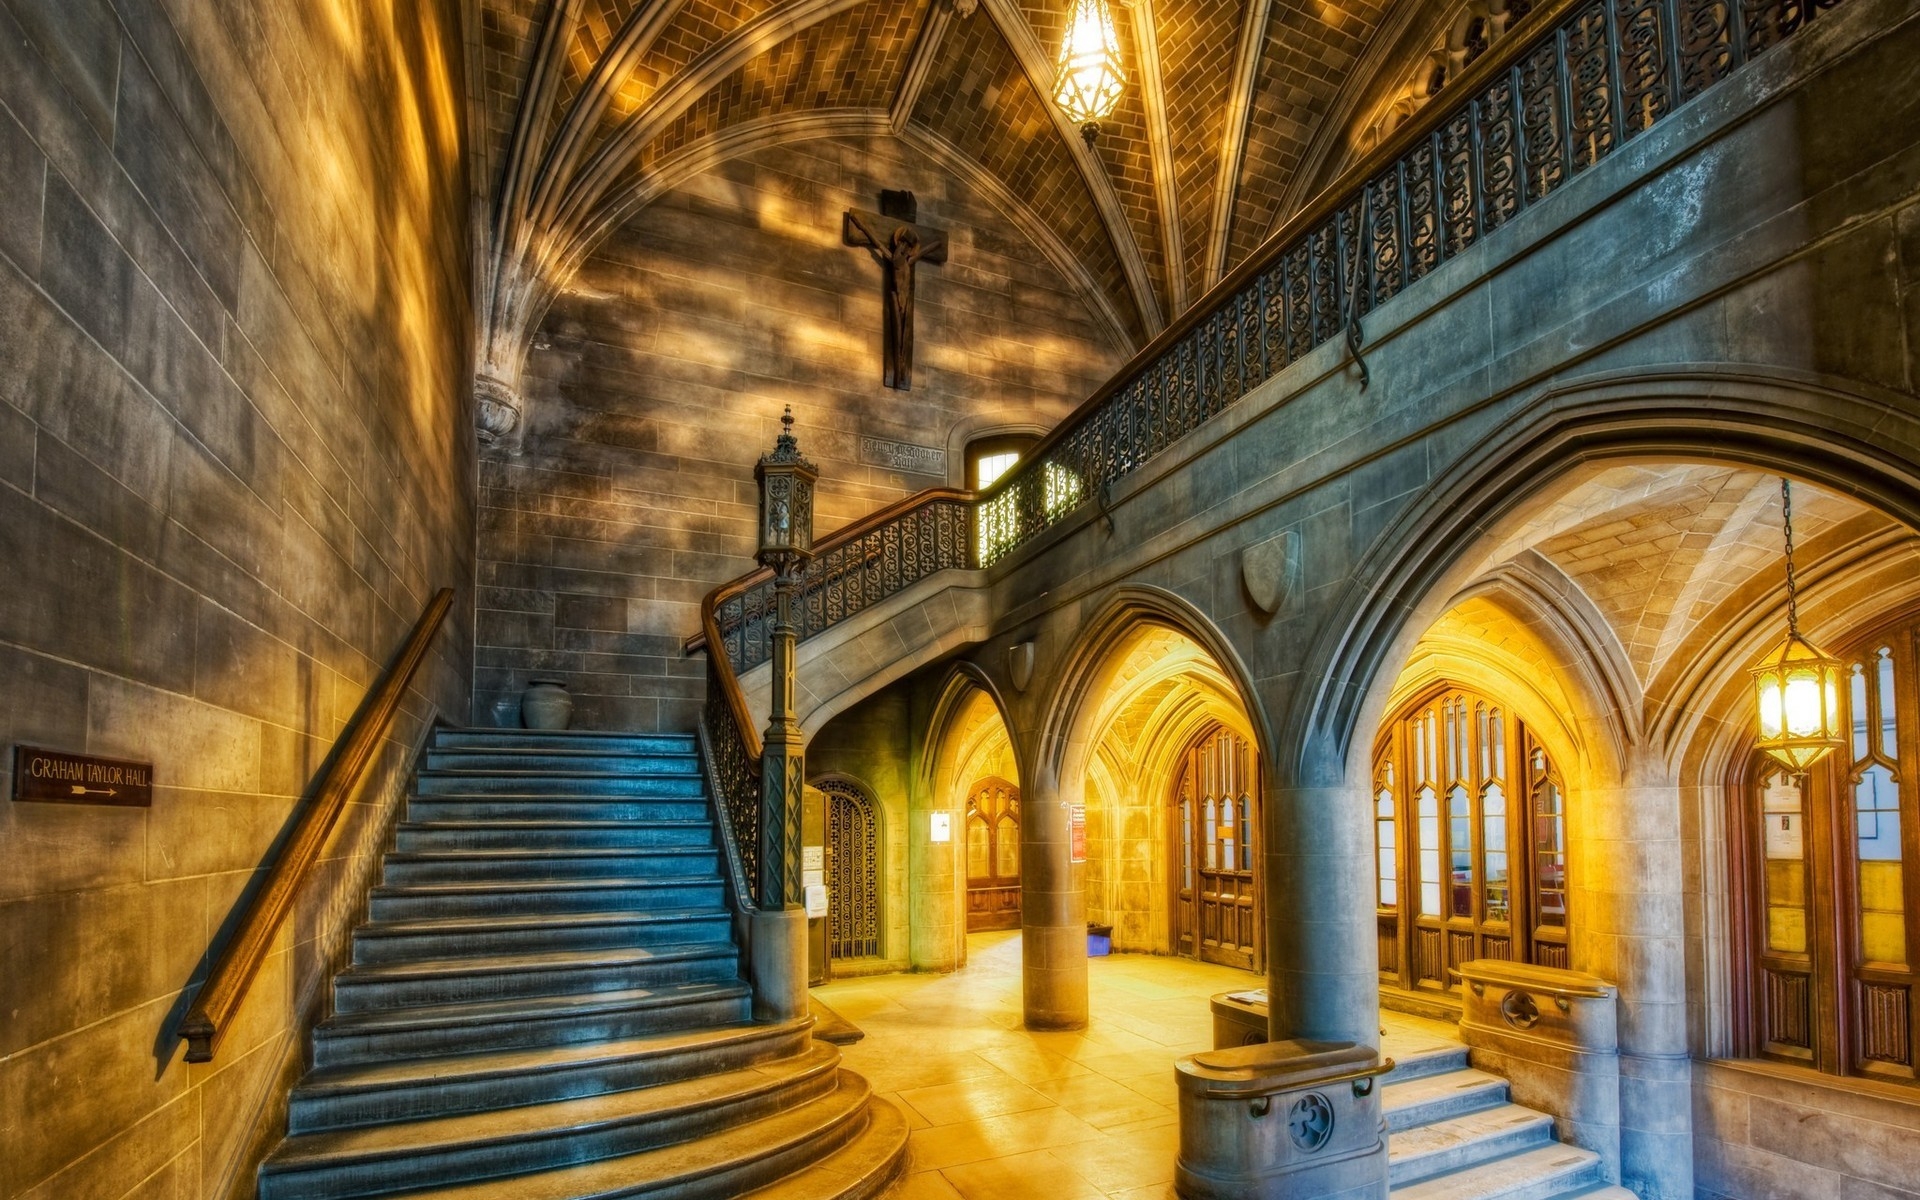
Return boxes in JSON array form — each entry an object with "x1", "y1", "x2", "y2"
[
  {"x1": 590, "y1": 0, "x2": 783, "y2": 148},
  {"x1": 479, "y1": 0, "x2": 549, "y2": 196},
  {"x1": 639, "y1": 0, "x2": 925, "y2": 168},
  {"x1": 1090, "y1": 10, "x2": 1168, "y2": 317},
  {"x1": 1157, "y1": 0, "x2": 1243, "y2": 301},
  {"x1": 1225, "y1": 0, "x2": 1391, "y2": 271},
  {"x1": 910, "y1": 11, "x2": 1144, "y2": 341},
  {"x1": 1525, "y1": 466, "x2": 1875, "y2": 686}
]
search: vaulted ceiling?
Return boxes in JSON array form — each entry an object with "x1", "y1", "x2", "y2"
[{"x1": 467, "y1": 0, "x2": 1501, "y2": 400}]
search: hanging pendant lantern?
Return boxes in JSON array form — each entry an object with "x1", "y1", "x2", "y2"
[
  {"x1": 1751, "y1": 478, "x2": 1845, "y2": 770},
  {"x1": 1052, "y1": 0, "x2": 1127, "y2": 146}
]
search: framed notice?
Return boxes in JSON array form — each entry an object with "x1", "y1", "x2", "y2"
[
  {"x1": 1070, "y1": 802, "x2": 1086, "y2": 863},
  {"x1": 12, "y1": 745, "x2": 154, "y2": 807}
]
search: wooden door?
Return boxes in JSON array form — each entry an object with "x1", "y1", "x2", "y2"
[
  {"x1": 1174, "y1": 727, "x2": 1261, "y2": 970},
  {"x1": 1375, "y1": 688, "x2": 1553, "y2": 993},
  {"x1": 966, "y1": 778, "x2": 1021, "y2": 932}
]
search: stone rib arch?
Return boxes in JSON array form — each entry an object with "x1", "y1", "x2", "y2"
[
  {"x1": 1291, "y1": 369, "x2": 1920, "y2": 791},
  {"x1": 921, "y1": 659, "x2": 1025, "y2": 799},
  {"x1": 1034, "y1": 584, "x2": 1277, "y2": 798}
]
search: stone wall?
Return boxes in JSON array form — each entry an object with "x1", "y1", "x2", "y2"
[
  {"x1": 0, "y1": 0, "x2": 475, "y2": 1197},
  {"x1": 805, "y1": 681, "x2": 914, "y2": 974},
  {"x1": 1693, "y1": 1061, "x2": 1920, "y2": 1199},
  {"x1": 474, "y1": 131, "x2": 1127, "y2": 731}
]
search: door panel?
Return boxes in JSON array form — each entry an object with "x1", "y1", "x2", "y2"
[
  {"x1": 966, "y1": 778, "x2": 1020, "y2": 932},
  {"x1": 1374, "y1": 685, "x2": 1568, "y2": 993},
  {"x1": 1175, "y1": 727, "x2": 1260, "y2": 971}
]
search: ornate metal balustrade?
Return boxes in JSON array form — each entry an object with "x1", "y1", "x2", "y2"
[
  {"x1": 694, "y1": 0, "x2": 1844, "y2": 903},
  {"x1": 712, "y1": 492, "x2": 974, "y2": 674},
  {"x1": 978, "y1": 0, "x2": 1847, "y2": 564}
]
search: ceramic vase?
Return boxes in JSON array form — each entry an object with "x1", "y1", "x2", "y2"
[{"x1": 521, "y1": 680, "x2": 573, "y2": 730}]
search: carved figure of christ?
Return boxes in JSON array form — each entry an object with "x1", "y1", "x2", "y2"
[{"x1": 843, "y1": 206, "x2": 947, "y2": 391}]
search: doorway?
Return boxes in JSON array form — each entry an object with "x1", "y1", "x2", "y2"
[
  {"x1": 965, "y1": 777, "x2": 1021, "y2": 932},
  {"x1": 1173, "y1": 725, "x2": 1261, "y2": 970}
]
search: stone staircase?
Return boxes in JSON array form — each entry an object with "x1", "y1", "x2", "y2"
[
  {"x1": 259, "y1": 727, "x2": 907, "y2": 1200},
  {"x1": 1385, "y1": 1039, "x2": 1633, "y2": 1200}
]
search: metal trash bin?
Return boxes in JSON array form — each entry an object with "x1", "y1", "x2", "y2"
[{"x1": 1175, "y1": 1039, "x2": 1392, "y2": 1199}]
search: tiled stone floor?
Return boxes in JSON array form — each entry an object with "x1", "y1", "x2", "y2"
[{"x1": 818, "y1": 932, "x2": 1459, "y2": 1199}]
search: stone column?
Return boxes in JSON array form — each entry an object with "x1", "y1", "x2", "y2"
[
  {"x1": 1582, "y1": 749, "x2": 1693, "y2": 1200},
  {"x1": 1022, "y1": 769, "x2": 1088, "y2": 1029},
  {"x1": 1264, "y1": 743, "x2": 1381, "y2": 1048},
  {"x1": 908, "y1": 786, "x2": 965, "y2": 972}
]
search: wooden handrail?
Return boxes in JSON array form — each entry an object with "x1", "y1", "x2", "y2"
[{"x1": 180, "y1": 587, "x2": 455, "y2": 1063}]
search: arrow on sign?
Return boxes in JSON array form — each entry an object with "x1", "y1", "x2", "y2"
[{"x1": 69, "y1": 786, "x2": 119, "y2": 797}]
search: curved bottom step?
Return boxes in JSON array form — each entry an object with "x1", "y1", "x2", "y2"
[
  {"x1": 739, "y1": 1097, "x2": 910, "y2": 1200},
  {"x1": 391, "y1": 1070, "x2": 878, "y2": 1200}
]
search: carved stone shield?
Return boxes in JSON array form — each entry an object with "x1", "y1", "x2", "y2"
[
  {"x1": 1242, "y1": 531, "x2": 1296, "y2": 616},
  {"x1": 1008, "y1": 641, "x2": 1035, "y2": 693}
]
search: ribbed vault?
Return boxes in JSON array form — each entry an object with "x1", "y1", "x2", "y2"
[{"x1": 466, "y1": 0, "x2": 1541, "y2": 429}]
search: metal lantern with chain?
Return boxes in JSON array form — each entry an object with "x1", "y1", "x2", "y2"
[
  {"x1": 1052, "y1": 0, "x2": 1126, "y2": 146},
  {"x1": 1752, "y1": 478, "x2": 1846, "y2": 770}
]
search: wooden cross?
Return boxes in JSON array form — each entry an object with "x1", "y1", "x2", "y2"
[{"x1": 843, "y1": 190, "x2": 947, "y2": 391}]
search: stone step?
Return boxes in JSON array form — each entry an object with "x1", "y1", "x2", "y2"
[
  {"x1": 331, "y1": 945, "x2": 740, "y2": 1014},
  {"x1": 377, "y1": 1071, "x2": 874, "y2": 1200},
  {"x1": 415, "y1": 771, "x2": 707, "y2": 798},
  {"x1": 1382, "y1": 1068, "x2": 1509, "y2": 1132},
  {"x1": 1389, "y1": 1141, "x2": 1607, "y2": 1200},
  {"x1": 735, "y1": 1097, "x2": 911, "y2": 1200},
  {"x1": 435, "y1": 729, "x2": 698, "y2": 754},
  {"x1": 351, "y1": 910, "x2": 733, "y2": 965},
  {"x1": 394, "y1": 821, "x2": 715, "y2": 853},
  {"x1": 260, "y1": 1043, "x2": 843, "y2": 1200},
  {"x1": 369, "y1": 878, "x2": 727, "y2": 920},
  {"x1": 1551, "y1": 1189, "x2": 1636, "y2": 1200},
  {"x1": 1388, "y1": 1103, "x2": 1555, "y2": 1187},
  {"x1": 406, "y1": 795, "x2": 712, "y2": 822},
  {"x1": 290, "y1": 1019, "x2": 813, "y2": 1134},
  {"x1": 425, "y1": 749, "x2": 701, "y2": 774},
  {"x1": 1383, "y1": 1041, "x2": 1473, "y2": 1084},
  {"x1": 383, "y1": 846, "x2": 719, "y2": 883},
  {"x1": 313, "y1": 980, "x2": 753, "y2": 1067}
]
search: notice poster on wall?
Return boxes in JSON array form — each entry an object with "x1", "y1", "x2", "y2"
[{"x1": 1070, "y1": 803, "x2": 1086, "y2": 863}]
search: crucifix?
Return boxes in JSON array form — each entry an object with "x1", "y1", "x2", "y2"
[{"x1": 843, "y1": 189, "x2": 947, "y2": 391}]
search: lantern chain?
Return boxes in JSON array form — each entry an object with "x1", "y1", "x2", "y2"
[{"x1": 1781, "y1": 477, "x2": 1801, "y2": 638}]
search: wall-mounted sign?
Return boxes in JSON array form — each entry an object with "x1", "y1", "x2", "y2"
[
  {"x1": 803, "y1": 845, "x2": 825, "y2": 872},
  {"x1": 1070, "y1": 803, "x2": 1086, "y2": 863},
  {"x1": 804, "y1": 883, "x2": 830, "y2": 918},
  {"x1": 12, "y1": 746, "x2": 153, "y2": 807},
  {"x1": 930, "y1": 811, "x2": 952, "y2": 843}
]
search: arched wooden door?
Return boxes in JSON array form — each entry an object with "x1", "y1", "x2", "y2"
[
  {"x1": 816, "y1": 778, "x2": 881, "y2": 961},
  {"x1": 1372, "y1": 685, "x2": 1571, "y2": 994},
  {"x1": 1173, "y1": 726, "x2": 1262, "y2": 970},
  {"x1": 965, "y1": 777, "x2": 1021, "y2": 932}
]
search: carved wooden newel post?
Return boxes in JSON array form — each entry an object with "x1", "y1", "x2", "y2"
[{"x1": 750, "y1": 407, "x2": 818, "y2": 1021}]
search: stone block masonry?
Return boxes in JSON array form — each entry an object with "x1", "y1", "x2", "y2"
[
  {"x1": 0, "y1": 1, "x2": 476, "y2": 1198},
  {"x1": 476, "y1": 132, "x2": 1126, "y2": 731}
]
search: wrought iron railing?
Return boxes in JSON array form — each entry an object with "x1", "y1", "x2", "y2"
[
  {"x1": 710, "y1": 491, "x2": 974, "y2": 673},
  {"x1": 977, "y1": 0, "x2": 1846, "y2": 564},
  {"x1": 692, "y1": 0, "x2": 1844, "y2": 900}
]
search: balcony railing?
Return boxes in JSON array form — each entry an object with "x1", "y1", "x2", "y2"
[{"x1": 693, "y1": 0, "x2": 1846, "y2": 904}]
